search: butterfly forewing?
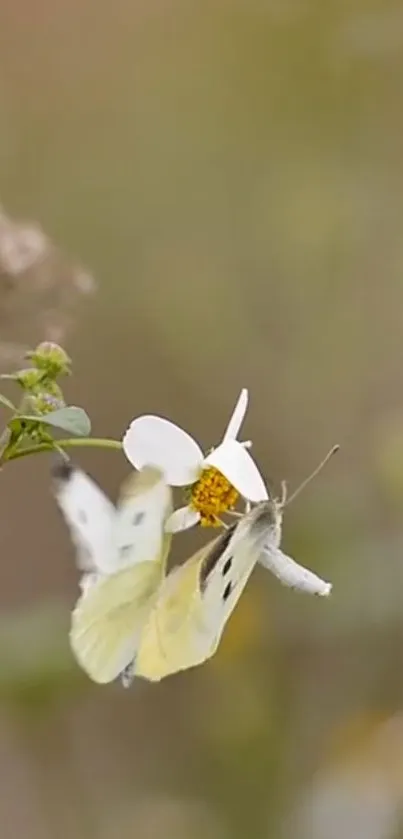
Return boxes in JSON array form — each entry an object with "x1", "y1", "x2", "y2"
[
  {"x1": 112, "y1": 466, "x2": 173, "y2": 573},
  {"x1": 52, "y1": 459, "x2": 116, "y2": 575}
]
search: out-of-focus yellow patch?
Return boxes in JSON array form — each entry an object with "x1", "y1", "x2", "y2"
[
  {"x1": 374, "y1": 416, "x2": 403, "y2": 503},
  {"x1": 325, "y1": 711, "x2": 390, "y2": 768},
  {"x1": 211, "y1": 583, "x2": 268, "y2": 665}
]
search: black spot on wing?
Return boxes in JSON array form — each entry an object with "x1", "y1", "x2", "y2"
[
  {"x1": 119, "y1": 545, "x2": 134, "y2": 558},
  {"x1": 132, "y1": 511, "x2": 145, "y2": 526},
  {"x1": 200, "y1": 524, "x2": 236, "y2": 590},
  {"x1": 223, "y1": 581, "x2": 232, "y2": 601},
  {"x1": 222, "y1": 557, "x2": 233, "y2": 576}
]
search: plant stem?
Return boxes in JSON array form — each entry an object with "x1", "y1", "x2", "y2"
[{"x1": 6, "y1": 437, "x2": 123, "y2": 461}]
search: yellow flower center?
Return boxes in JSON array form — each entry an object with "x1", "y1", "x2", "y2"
[{"x1": 189, "y1": 466, "x2": 239, "y2": 527}]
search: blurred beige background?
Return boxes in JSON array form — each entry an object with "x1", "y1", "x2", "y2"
[{"x1": 1, "y1": 1, "x2": 403, "y2": 837}]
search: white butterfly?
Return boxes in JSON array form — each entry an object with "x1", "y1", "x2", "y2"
[
  {"x1": 133, "y1": 493, "x2": 332, "y2": 683},
  {"x1": 52, "y1": 459, "x2": 173, "y2": 685},
  {"x1": 52, "y1": 448, "x2": 334, "y2": 687}
]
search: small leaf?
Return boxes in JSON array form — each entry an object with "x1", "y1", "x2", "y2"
[
  {"x1": 13, "y1": 406, "x2": 91, "y2": 437},
  {"x1": 0, "y1": 394, "x2": 16, "y2": 411},
  {"x1": 42, "y1": 406, "x2": 91, "y2": 436}
]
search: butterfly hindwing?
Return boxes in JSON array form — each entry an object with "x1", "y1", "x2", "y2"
[{"x1": 70, "y1": 560, "x2": 168, "y2": 683}]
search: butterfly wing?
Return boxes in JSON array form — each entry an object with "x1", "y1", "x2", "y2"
[
  {"x1": 132, "y1": 546, "x2": 211, "y2": 682},
  {"x1": 70, "y1": 466, "x2": 173, "y2": 683},
  {"x1": 111, "y1": 465, "x2": 173, "y2": 573},
  {"x1": 135, "y1": 502, "x2": 277, "y2": 682},
  {"x1": 52, "y1": 459, "x2": 116, "y2": 578},
  {"x1": 70, "y1": 561, "x2": 169, "y2": 683}
]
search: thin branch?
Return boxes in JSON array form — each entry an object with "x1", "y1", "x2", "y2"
[{"x1": 6, "y1": 437, "x2": 123, "y2": 461}]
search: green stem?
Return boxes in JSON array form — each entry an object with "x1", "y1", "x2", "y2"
[{"x1": 6, "y1": 437, "x2": 123, "y2": 461}]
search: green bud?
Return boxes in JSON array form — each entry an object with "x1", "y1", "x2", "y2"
[
  {"x1": 8, "y1": 368, "x2": 47, "y2": 391},
  {"x1": 26, "y1": 342, "x2": 72, "y2": 377}
]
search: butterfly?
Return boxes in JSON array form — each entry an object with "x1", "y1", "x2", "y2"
[
  {"x1": 53, "y1": 446, "x2": 335, "y2": 687},
  {"x1": 52, "y1": 459, "x2": 173, "y2": 685},
  {"x1": 133, "y1": 490, "x2": 332, "y2": 683}
]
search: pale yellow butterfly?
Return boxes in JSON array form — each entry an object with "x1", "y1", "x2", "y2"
[
  {"x1": 52, "y1": 460, "x2": 173, "y2": 686},
  {"x1": 133, "y1": 449, "x2": 336, "y2": 683},
  {"x1": 133, "y1": 503, "x2": 276, "y2": 682},
  {"x1": 54, "y1": 446, "x2": 336, "y2": 686}
]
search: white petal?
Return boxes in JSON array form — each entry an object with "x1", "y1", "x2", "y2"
[
  {"x1": 222, "y1": 388, "x2": 248, "y2": 442},
  {"x1": 122, "y1": 416, "x2": 203, "y2": 486},
  {"x1": 165, "y1": 506, "x2": 201, "y2": 533},
  {"x1": 260, "y1": 547, "x2": 332, "y2": 597},
  {"x1": 205, "y1": 439, "x2": 268, "y2": 502}
]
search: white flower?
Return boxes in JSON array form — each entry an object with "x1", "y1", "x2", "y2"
[{"x1": 122, "y1": 388, "x2": 268, "y2": 533}]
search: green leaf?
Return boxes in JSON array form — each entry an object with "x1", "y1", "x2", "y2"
[
  {"x1": 12, "y1": 406, "x2": 91, "y2": 437},
  {"x1": 0, "y1": 394, "x2": 16, "y2": 411}
]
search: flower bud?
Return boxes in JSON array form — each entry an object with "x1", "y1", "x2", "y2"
[
  {"x1": 9, "y1": 367, "x2": 47, "y2": 391},
  {"x1": 26, "y1": 342, "x2": 71, "y2": 377}
]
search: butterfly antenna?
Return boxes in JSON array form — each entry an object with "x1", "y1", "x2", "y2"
[{"x1": 283, "y1": 444, "x2": 340, "y2": 507}]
